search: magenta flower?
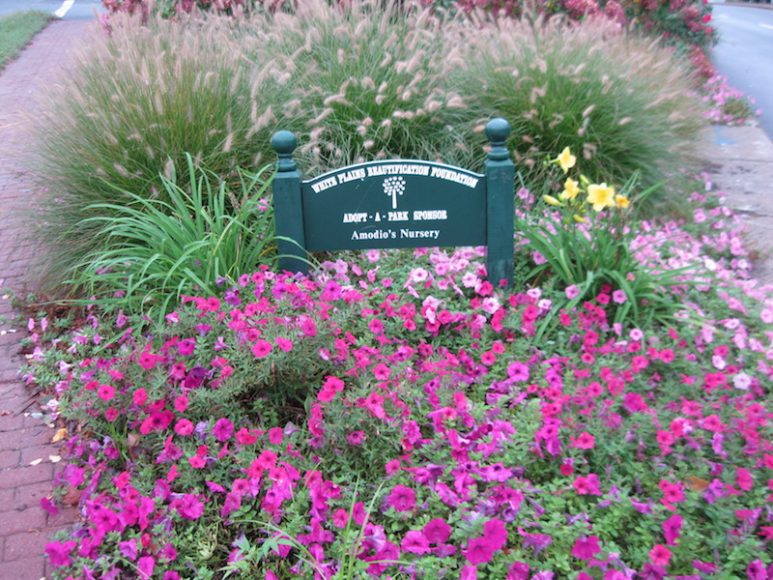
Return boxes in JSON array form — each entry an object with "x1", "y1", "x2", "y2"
[
  {"x1": 649, "y1": 544, "x2": 671, "y2": 567},
  {"x1": 97, "y1": 383, "x2": 115, "y2": 401},
  {"x1": 507, "y1": 562, "x2": 530, "y2": 579},
  {"x1": 573, "y1": 473, "x2": 602, "y2": 496},
  {"x1": 463, "y1": 537, "x2": 495, "y2": 565},
  {"x1": 332, "y1": 508, "x2": 349, "y2": 528},
  {"x1": 252, "y1": 340, "x2": 273, "y2": 359},
  {"x1": 275, "y1": 336, "x2": 294, "y2": 352},
  {"x1": 662, "y1": 514, "x2": 683, "y2": 545},
  {"x1": 173, "y1": 494, "x2": 204, "y2": 520},
  {"x1": 373, "y1": 363, "x2": 391, "y2": 380},
  {"x1": 138, "y1": 555, "x2": 155, "y2": 579},
  {"x1": 746, "y1": 560, "x2": 769, "y2": 580},
  {"x1": 212, "y1": 418, "x2": 234, "y2": 442},
  {"x1": 482, "y1": 519, "x2": 508, "y2": 551},
  {"x1": 175, "y1": 419, "x2": 194, "y2": 436},
  {"x1": 401, "y1": 530, "x2": 430, "y2": 555},
  {"x1": 318, "y1": 375, "x2": 345, "y2": 403},
  {"x1": 137, "y1": 350, "x2": 161, "y2": 370},
  {"x1": 571, "y1": 431, "x2": 596, "y2": 450},
  {"x1": 45, "y1": 541, "x2": 76, "y2": 567},
  {"x1": 423, "y1": 518, "x2": 452, "y2": 544},
  {"x1": 612, "y1": 289, "x2": 627, "y2": 304},
  {"x1": 385, "y1": 484, "x2": 416, "y2": 512},
  {"x1": 507, "y1": 361, "x2": 530, "y2": 382},
  {"x1": 347, "y1": 430, "x2": 366, "y2": 446},
  {"x1": 571, "y1": 535, "x2": 601, "y2": 560}
]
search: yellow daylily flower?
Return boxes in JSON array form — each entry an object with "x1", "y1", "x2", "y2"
[
  {"x1": 586, "y1": 183, "x2": 616, "y2": 212},
  {"x1": 615, "y1": 194, "x2": 630, "y2": 209},
  {"x1": 543, "y1": 194, "x2": 563, "y2": 207},
  {"x1": 556, "y1": 147, "x2": 576, "y2": 173},
  {"x1": 559, "y1": 177, "x2": 580, "y2": 201}
]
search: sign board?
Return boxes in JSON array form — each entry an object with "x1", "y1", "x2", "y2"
[
  {"x1": 302, "y1": 160, "x2": 485, "y2": 251},
  {"x1": 271, "y1": 118, "x2": 515, "y2": 286}
]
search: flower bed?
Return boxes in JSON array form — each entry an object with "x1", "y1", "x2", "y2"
[{"x1": 26, "y1": 184, "x2": 772, "y2": 578}]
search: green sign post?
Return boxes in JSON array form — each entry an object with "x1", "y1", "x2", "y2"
[{"x1": 271, "y1": 118, "x2": 515, "y2": 287}]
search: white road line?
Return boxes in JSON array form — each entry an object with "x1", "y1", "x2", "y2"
[
  {"x1": 54, "y1": 0, "x2": 75, "y2": 18},
  {"x1": 761, "y1": 24, "x2": 773, "y2": 31}
]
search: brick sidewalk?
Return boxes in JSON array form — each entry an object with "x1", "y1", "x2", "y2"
[{"x1": 0, "y1": 19, "x2": 92, "y2": 580}]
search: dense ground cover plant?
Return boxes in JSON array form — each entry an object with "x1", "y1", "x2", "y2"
[
  {"x1": 703, "y1": 74, "x2": 759, "y2": 126},
  {"x1": 26, "y1": 184, "x2": 772, "y2": 578},
  {"x1": 36, "y1": 1, "x2": 705, "y2": 293}
]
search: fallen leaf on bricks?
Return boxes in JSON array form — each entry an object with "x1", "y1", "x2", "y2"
[{"x1": 51, "y1": 427, "x2": 68, "y2": 443}]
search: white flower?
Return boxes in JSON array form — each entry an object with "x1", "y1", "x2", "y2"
[{"x1": 732, "y1": 373, "x2": 751, "y2": 390}]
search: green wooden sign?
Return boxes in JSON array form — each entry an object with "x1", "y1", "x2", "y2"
[{"x1": 271, "y1": 118, "x2": 515, "y2": 286}]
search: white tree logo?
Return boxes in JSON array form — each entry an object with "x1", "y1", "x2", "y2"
[{"x1": 383, "y1": 176, "x2": 406, "y2": 209}]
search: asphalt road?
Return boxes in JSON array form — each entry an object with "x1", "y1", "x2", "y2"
[
  {"x1": 0, "y1": 0, "x2": 101, "y2": 19},
  {"x1": 711, "y1": 3, "x2": 773, "y2": 139}
]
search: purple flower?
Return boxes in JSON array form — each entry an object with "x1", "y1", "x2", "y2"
[
  {"x1": 571, "y1": 535, "x2": 601, "y2": 560},
  {"x1": 119, "y1": 539, "x2": 138, "y2": 560}
]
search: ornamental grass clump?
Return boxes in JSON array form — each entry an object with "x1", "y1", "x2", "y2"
[
  {"x1": 452, "y1": 13, "x2": 704, "y2": 202},
  {"x1": 35, "y1": 12, "x2": 278, "y2": 286},
  {"x1": 245, "y1": 0, "x2": 475, "y2": 174}
]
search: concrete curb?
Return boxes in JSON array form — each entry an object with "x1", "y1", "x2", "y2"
[
  {"x1": 714, "y1": 1, "x2": 773, "y2": 10},
  {"x1": 700, "y1": 124, "x2": 773, "y2": 285}
]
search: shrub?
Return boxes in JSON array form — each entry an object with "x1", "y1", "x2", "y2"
[{"x1": 247, "y1": 0, "x2": 476, "y2": 174}]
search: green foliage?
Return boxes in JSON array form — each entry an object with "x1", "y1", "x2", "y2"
[
  {"x1": 65, "y1": 156, "x2": 277, "y2": 318},
  {"x1": 0, "y1": 11, "x2": 52, "y2": 70},
  {"x1": 517, "y1": 162, "x2": 693, "y2": 329}
]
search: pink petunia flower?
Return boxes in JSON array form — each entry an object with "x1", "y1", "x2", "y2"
[
  {"x1": 662, "y1": 514, "x2": 683, "y2": 546},
  {"x1": 573, "y1": 473, "x2": 602, "y2": 496},
  {"x1": 463, "y1": 536, "x2": 495, "y2": 565},
  {"x1": 45, "y1": 541, "x2": 76, "y2": 567},
  {"x1": 252, "y1": 340, "x2": 273, "y2": 359},
  {"x1": 571, "y1": 431, "x2": 596, "y2": 450},
  {"x1": 423, "y1": 518, "x2": 452, "y2": 544},
  {"x1": 571, "y1": 535, "x2": 601, "y2": 560},
  {"x1": 649, "y1": 544, "x2": 671, "y2": 567},
  {"x1": 401, "y1": 530, "x2": 430, "y2": 555},
  {"x1": 385, "y1": 485, "x2": 416, "y2": 512},
  {"x1": 212, "y1": 418, "x2": 234, "y2": 442},
  {"x1": 97, "y1": 384, "x2": 115, "y2": 401}
]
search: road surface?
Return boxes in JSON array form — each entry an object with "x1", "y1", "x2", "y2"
[
  {"x1": 711, "y1": 4, "x2": 773, "y2": 139},
  {"x1": 0, "y1": 0, "x2": 101, "y2": 20}
]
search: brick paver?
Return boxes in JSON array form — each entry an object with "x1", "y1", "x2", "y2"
[{"x1": 0, "y1": 19, "x2": 93, "y2": 579}]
